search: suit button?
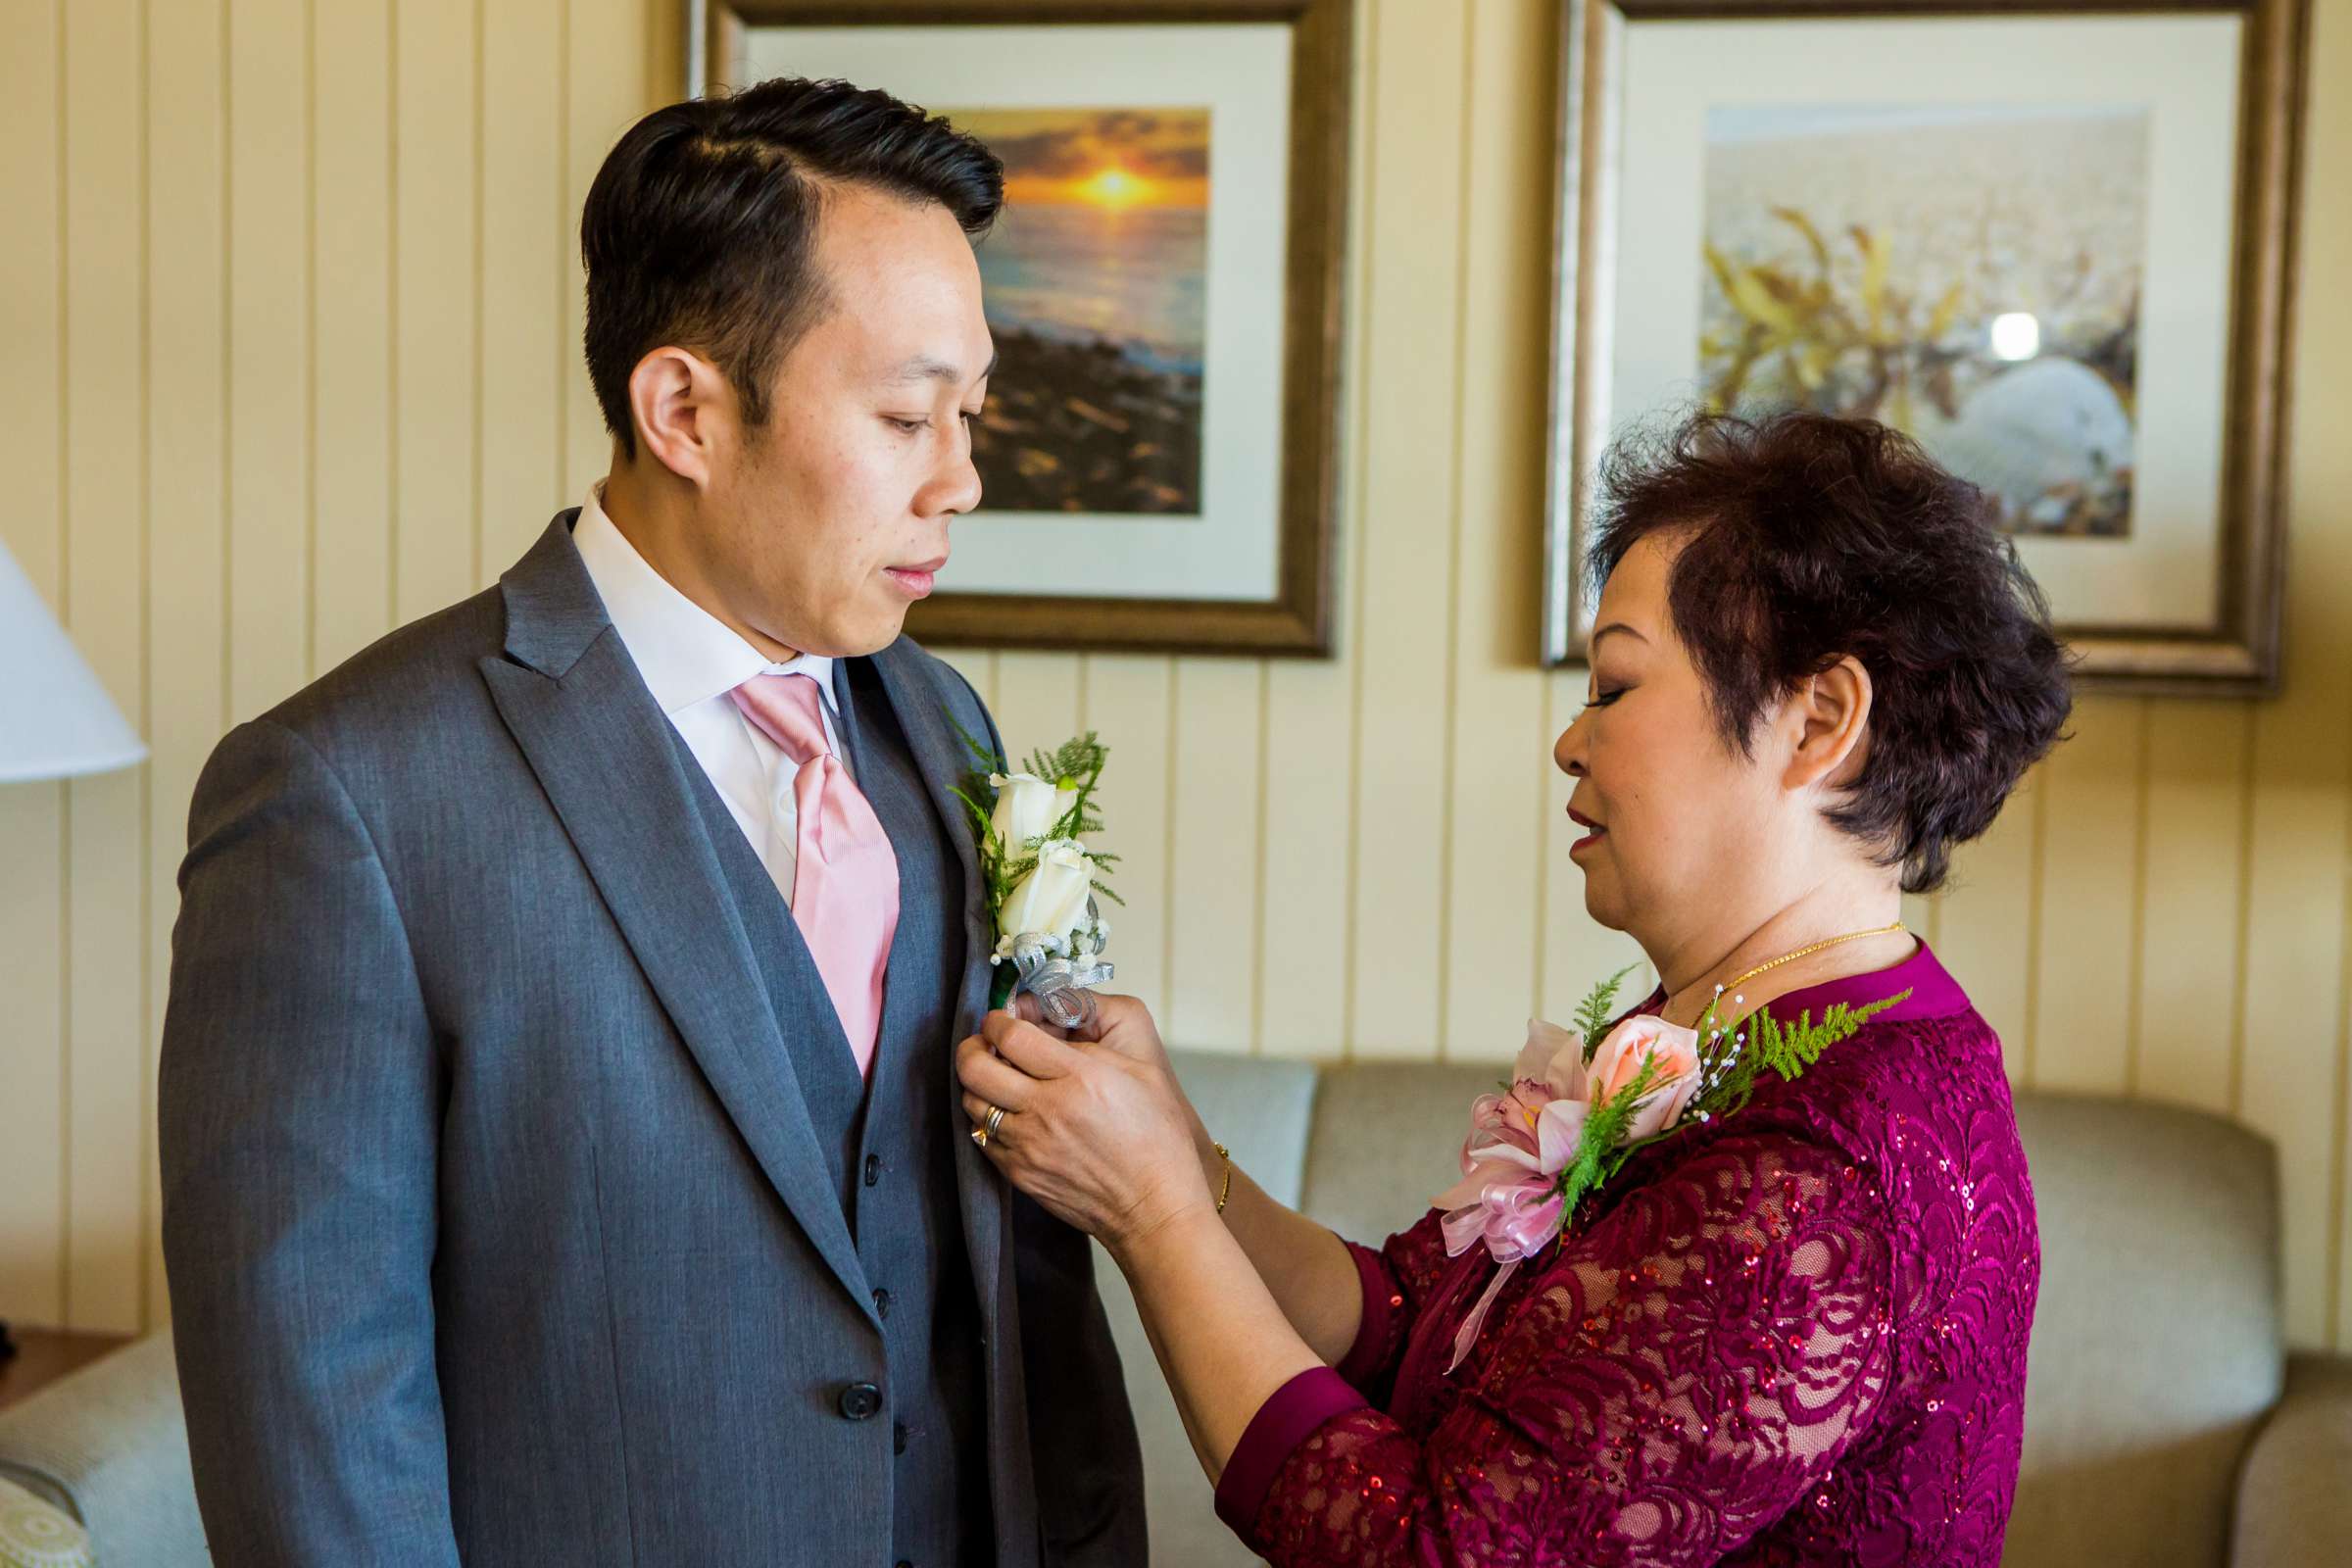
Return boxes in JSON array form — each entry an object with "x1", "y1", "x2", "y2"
[
  {"x1": 864, "y1": 1153, "x2": 883, "y2": 1187},
  {"x1": 837, "y1": 1382, "x2": 883, "y2": 1421},
  {"x1": 894, "y1": 1420, "x2": 908, "y2": 1455},
  {"x1": 872, "y1": 1288, "x2": 893, "y2": 1319}
]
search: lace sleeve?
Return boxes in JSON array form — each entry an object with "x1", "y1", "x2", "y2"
[
  {"x1": 1247, "y1": 1135, "x2": 1896, "y2": 1566},
  {"x1": 1334, "y1": 1209, "x2": 1456, "y2": 1395}
]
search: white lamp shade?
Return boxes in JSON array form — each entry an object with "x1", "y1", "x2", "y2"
[{"x1": 0, "y1": 538, "x2": 147, "y2": 783}]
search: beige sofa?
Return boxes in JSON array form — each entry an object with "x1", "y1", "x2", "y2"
[{"x1": 5, "y1": 1053, "x2": 2348, "y2": 1565}]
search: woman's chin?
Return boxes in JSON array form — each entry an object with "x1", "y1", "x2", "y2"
[{"x1": 1576, "y1": 865, "x2": 1630, "y2": 933}]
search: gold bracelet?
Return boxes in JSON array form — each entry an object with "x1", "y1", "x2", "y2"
[{"x1": 1212, "y1": 1142, "x2": 1233, "y2": 1214}]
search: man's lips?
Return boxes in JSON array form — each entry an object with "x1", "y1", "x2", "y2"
[{"x1": 883, "y1": 556, "x2": 949, "y2": 598}]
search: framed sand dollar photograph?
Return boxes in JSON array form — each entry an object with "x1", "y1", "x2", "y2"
[{"x1": 1542, "y1": 0, "x2": 2309, "y2": 695}]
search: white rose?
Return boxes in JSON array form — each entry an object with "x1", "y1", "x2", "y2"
[
  {"x1": 998, "y1": 840, "x2": 1099, "y2": 950},
  {"x1": 990, "y1": 771, "x2": 1080, "y2": 851}
]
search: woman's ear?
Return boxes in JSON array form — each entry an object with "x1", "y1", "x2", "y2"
[
  {"x1": 625, "y1": 345, "x2": 733, "y2": 487},
  {"x1": 1783, "y1": 655, "x2": 1873, "y2": 794}
]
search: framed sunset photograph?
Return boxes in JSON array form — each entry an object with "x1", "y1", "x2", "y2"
[
  {"x1": 1542, "y1": 0, "x2": 2308, "y2": 694},
  {"x1": 697, "y1": 0, "x2": 1353, "y2": 656}
]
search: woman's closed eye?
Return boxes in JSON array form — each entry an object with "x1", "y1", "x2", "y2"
[{"x1": 1583, "y1": 686, "x2": 1629, "y2": 711}]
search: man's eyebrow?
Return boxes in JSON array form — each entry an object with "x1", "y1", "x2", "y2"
[{"x1": 888, "y1": 350, "x2": 999, "y2": 387}]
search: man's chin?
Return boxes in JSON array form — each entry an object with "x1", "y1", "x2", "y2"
[{"x1": 835, "y1": 608, "x2": 914, "y2": 659}]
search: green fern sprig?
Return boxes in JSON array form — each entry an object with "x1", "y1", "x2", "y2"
[
  {"x1": 1557, "y1": 1054, "x2": 1665, "y2": 1218},
  {"x1": 1572, "y1": 964, "x2": 1641, "y2": 1059}
]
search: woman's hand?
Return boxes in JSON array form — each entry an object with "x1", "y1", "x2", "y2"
[{"x1": 956, "y1": 993, "x2": 1214, "y2": 1257}]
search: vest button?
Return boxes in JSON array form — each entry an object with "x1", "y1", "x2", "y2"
[
  {"x1": 864, "y1": 1153, "x2": 883, "y2": 1187},
  {"x1": 836, "y1": 1382, "x2": 883, "y2": 1421},
  {"x1": 894, "y1": 1420, "x2": 908, "y2": 1455},
  {"x1": 872, "y1": 1288, "x2": 892, "y2": 1320}
]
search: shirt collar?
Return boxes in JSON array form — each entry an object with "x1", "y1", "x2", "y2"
[{"x1": 571, "y1": 483, "x2": 837, "y2": 718}]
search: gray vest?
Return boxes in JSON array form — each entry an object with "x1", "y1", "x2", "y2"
[{"x1": 673, "y1": 659, "x2": 992, "y2": 1566}]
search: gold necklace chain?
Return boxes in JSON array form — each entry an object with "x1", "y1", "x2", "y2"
[{"x1": 1717, "y1": 921, "x2": 1908, "y2": 998}]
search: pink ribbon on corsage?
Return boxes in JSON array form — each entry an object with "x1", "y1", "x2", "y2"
[{"x1": 1433, "y1": 1014, "x2": 1703, "y2": 1373}]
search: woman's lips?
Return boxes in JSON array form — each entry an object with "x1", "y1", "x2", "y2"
[{"x1": 1567, "y1": 806, "x2": 1606, "y2": 857}]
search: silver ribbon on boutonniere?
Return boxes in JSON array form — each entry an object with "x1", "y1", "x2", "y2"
[{"x1": 1009, "y1": 911, "x2": 1115, "y2": 1031}]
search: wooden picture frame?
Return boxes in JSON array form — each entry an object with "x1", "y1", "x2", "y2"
[
  {"x1": 694, "y1": 0, "x2": 1353, "y2": 657},
  {"x1": 1541, "y1": 0, "x2": 2308, "y2": 696}
]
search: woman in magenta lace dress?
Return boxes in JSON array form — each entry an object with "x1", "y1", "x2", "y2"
[{"x1": 958, "y1": 412, "x2": 2072, "y2": 1565}]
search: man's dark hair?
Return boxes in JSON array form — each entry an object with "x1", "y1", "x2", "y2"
[
  {"x1": 581, "y1": 76, "x2": 1004, "y2": 458},
  {"x1": 1589, "y1": 409, "x2": 2073, "y2": 894}
]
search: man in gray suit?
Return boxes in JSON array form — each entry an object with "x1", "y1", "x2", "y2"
[{"x1": 159, "y1": 77, "x2": 1143, "y2": 1566}]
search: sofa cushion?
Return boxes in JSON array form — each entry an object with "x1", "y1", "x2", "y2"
[
  {"x1": 1298, "y1": 1061, "x2": 1497, "y2": 1246},
  {"x1": 0, "y1": 1475, "x2": 93, "y2": 1568},
  {"x1": 2007, "y1": 1092, "x2": 2280, "y2": 1568}
]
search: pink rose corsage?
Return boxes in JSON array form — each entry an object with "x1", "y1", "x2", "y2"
[
  {"x1": 1433, "y1": 1014, "x2": 1700, "y2": 1372},
  {"x1": 1431, "y1": 967, "x2": 1910, "y2": 1374}
]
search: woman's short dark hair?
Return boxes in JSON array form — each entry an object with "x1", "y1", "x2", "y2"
[
  {"x1": 1589, "y1": 410, "x2": 2072, "y2": 894},
  {"x1": 581, "y1": 76, "x2": 1004, "y2": 458}
]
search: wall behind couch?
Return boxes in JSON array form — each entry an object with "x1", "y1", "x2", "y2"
[{"x1": 4, "y1": 0, "x2": 2349, "y2": 1351}]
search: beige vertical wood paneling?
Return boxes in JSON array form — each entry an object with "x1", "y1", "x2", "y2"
[
  {"x1": 311, "y1": 0, "x2": 394, "y2": 674},
  {"x1": 1257, "y1": 662, "x2": 1355, "y2": 1058},
  {"x1": 564, "y1": 0, "x2": 640, "y2": 493},
  {"x1": 2239, "y1": 121, "x2": 2352, "y2": 1347},
  {"x1": 15, "y1": 0, "x2": 2352, "y2": 1352},
  {"x1": 2135, "y1": 703, "x2": 2252, "y2": 1112},
  {"x1": 60, "y1": 0, "x2": 150, "y2": 1335},
  {"x1": 1081, "y1": 656, "x2": 1173, "y2": 1021},
  {"x1": 142, "y1": 0, "x2": 229, "y2": 1331},
  {"x1": 481, "y1": 0, "x2": 567, "y2": 577},
  {"x1": 1347, "y1": 0, "x2": 1468, "y2": 1059},
  {"x1": 1439, "y1": 0, "x2": 1555, "y2": 1065},
  {"x1": 2028, "y1": 698, "x2": 2145, "y2": 1093},
  {"x1": 0, "y1": 0, "x2": 69, "y2": 1330},
  {"x1": 1165, "y1": 660, "x2": 1264, "y2": 1053},
  {"x1": 1252, "y1": 0, "x2": 1377, "y2": 1062},
  {"x1": 991, "y1": 651, "x2": 1082, "y2": 754},
  {"x1": 225, "y1": 0, "x2": 311, "y2": 720},
  {"x1": 392, "y1": 0, "x2": 480, "y2": 621},
  {"x1": 2311, "y1": 0, "x2": 2352, "y2": 1352},
  {"x1": 1936, "y1": 779, "x2": 2040, "y2": 1080},
  {"x1": 2246, "y1": 0, "x2": 2352, "y2": 1350},
  {"x1": 2239, "y1": 691, "x2": 2352, "y2": 1348}
]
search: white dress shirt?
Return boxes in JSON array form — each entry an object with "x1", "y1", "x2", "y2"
[{"x1": 571, "y1": 484, "x2": 846, "y2": 907}]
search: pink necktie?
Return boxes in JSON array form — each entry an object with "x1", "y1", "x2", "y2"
[{"x1": 729, "y1": 672, "x2": 900, "y2": 1080}]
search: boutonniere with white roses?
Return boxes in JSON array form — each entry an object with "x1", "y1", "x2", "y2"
[
  {"x1": 1434, "y1": 965, "x2": 1909, "y2": 1371},
  {"x1": 953, "y1": 730, "x2": 1123, "y2": 1026}
]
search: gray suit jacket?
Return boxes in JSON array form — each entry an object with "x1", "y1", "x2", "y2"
[{"x1": 158, "y1": 515, "x2": 1145, "y2": 1566}]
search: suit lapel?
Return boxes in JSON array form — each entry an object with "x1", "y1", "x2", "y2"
[
  {"x1": 863, "y1": 643, "x2": 1009, "y2": 1329},
  {"x1": 481, "y1": 516, "x2": 871, "y2": 1313}
]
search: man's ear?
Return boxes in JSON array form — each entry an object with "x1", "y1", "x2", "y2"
[
  {"x1": 625, "y1": 346, "x2": 732, "y2": 486},
  {"x1": 1783, "y1": 655, "x2": 1873, "y2": 794}
]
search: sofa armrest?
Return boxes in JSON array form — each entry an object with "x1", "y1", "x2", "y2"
[
  {"x1": 2230, "y1": 1351, "x2": 2352, "y2": 1568},
  {"x1": 0, "y1": 1331, "x2": 210, "y2": 1565}
]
